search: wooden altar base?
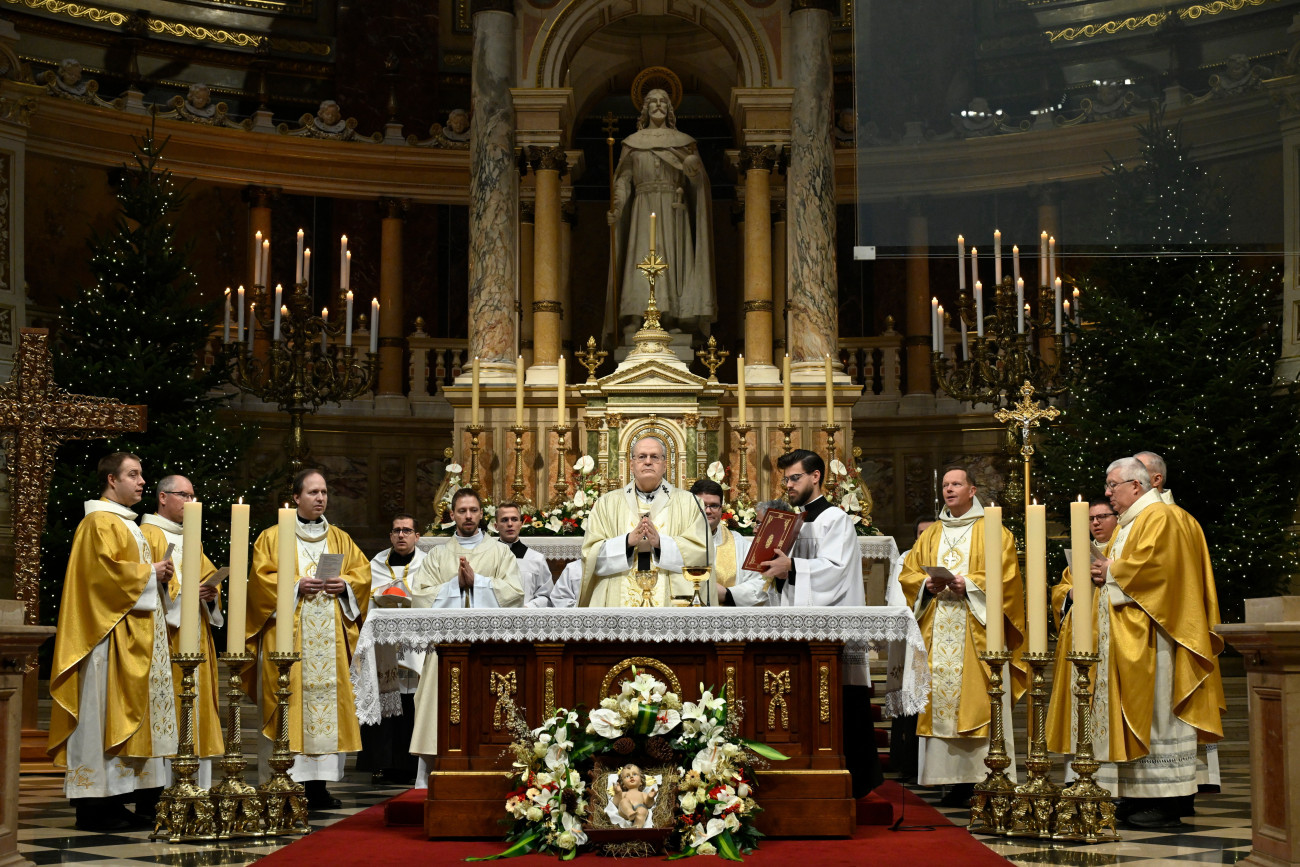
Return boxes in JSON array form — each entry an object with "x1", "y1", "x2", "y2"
[{"x1": 424, "y1": 638, "x2": 857, "y2": 839}]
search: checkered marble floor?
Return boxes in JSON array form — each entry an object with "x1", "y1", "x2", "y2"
[{"x1": 17, "y1": 764, "x2": 1253, "y2": 865}]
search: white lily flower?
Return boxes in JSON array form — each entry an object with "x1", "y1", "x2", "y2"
[
  {"x1": 706, "y1": 461, "x2": 725, "y2": 482},
  {"x1": 560, "y1": 810, "x2": 588, "y2": 846},
  {"x1": 830, "y1": 459, "x2": 848, "y2": 475},
  {"x1": 447, "y1": 463, "x2": 463, "y2": 474},
  {"x1": 573, "y1": 455, "x2": 595, "y2": 474},
  {"x1": 573, "y1": 489, "x2": 587, "y2": 507}
]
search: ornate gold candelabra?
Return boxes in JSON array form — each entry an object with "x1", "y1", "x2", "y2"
[
  {"x1": 696, "y1": 336, "x2": 728, "y2": 382},
  {"x1": 257, "y1": 652, "x2": 310, "y2": 836},
  {"x1": 822, "y1": 424, "x2": 841, "y2": 497},
  {"x1": 226, "y1": 280, "x2": 378, "y2": 470},
  {"x1": 1009, "y1": 651, "x2": 1058, "y2": 838},
  {"x1": 465, "y1": 423, "x2": 486, "y2": 495},
  {"x1": 576, "y1": 336, "x2": 607, "y2": 384},
  {"x1": 777, "y1": 422, "x2": 797, "y2": 455},
  {"x1": 969, "y1": 650, "x2": 1016, "y2": 836},
  {"x1": 1054, "y1": 651, "x2": 1120, "y2": 842},
  {"x1": 509, "y1": 424, "x2": 529, "y2": 505},
  {"x1": 550, "y1": 425, "x2": 569, "y2": 506},
  {"x1": 151, "y1": 653, "x2": 214, "y2": 842},
  {"x1": 213, "y1": 652, "x2": 264, "y2": 838},
  {"x1": 732, "y1": 423, "x2": 753, "y2": 507}
]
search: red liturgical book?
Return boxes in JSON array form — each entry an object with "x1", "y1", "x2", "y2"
[{"x1": 741, "y1": 509, "x2": 805, "y2": 572}]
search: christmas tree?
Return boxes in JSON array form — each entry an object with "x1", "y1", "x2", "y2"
[
  {"x1": 1041, "y1": 109, "x2": 1300, "y2": 621},
  {"x1": 38, "y1": 127, "x2": 272, "y2": 624}
]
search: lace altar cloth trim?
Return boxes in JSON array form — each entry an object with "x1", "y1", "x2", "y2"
[
  {"x1": 420, "y1": 535, "x2": 901, "y2": 564},
  {"x1": 350, "y1": 606, "x2": 930, "y2": 726}
]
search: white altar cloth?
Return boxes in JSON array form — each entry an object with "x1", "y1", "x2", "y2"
[{"x1": 350, "y1": 606, "x2": 930, "y2": 726}]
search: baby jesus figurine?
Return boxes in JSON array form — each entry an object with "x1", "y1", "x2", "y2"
[{"x1": 612, "y1": 764, "x2": 653, "y2": 826}]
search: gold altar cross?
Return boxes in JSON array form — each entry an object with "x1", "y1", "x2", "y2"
[
  {"x1": 0, "y1": 328, "x2": 147, "y2": 623},
  {"x1": 993, "y1": 380, "x2": 1060, "y2": 509}
]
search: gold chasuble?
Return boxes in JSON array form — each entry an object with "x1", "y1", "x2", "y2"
[
  {"x1": 578, "y1": 482, "x2": 709, "y2": 607},
  {"x1": 49, "y1": 500, "x2": 177, "y2": 798},
  {"x1": 141, "y1": 516, "x2": 225, "y2": 760},
  {"x1": 244, "y1": 521, "x2": 370, "y2": 756}
]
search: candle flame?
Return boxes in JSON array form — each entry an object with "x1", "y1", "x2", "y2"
[
  {"x1": 239, "y1": 496, "x2": 244, "y2": 504},
  {"x1": 224, "y1": 287, "x2": 230, "y2": 296},
  {"x1": 1077, "y1": 494, "x2": 1083, "y2": 501}
]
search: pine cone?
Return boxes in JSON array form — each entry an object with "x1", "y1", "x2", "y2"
[
  {"x1": 612, "y1": 736, "x2": 635, "y2": 755},
  {"x1": 645, "y1": 736, "x2": 675, "y2": 761}
]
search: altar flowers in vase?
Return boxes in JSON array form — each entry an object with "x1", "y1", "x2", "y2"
[
  {"x1": 822, "y1": 458, "x2": 883, "y2": 536},
  {"x1": 520, "y1": 455, "x2": 607, "y2": 537}
]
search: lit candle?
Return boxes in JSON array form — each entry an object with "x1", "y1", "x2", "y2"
[
  {"x1": 295, "y1": 228, "x2": 304, "y2": 283},
  {"x1": 223, "y1": 288, "x2": 231, "y2": 343},
  {"x1": 344, "y1": 250, "x2": 351, "y2": 292},
  {"x1": 649, "y1": 212, "x2": 656, "y2": 257},
  {"x1": 782, "y1": 354, "x2": 791, "y2": 425},
  {"x1": 260, "y1": 239, "x2": 270, "y2": 289},
  {"x1": 280, "y1": 305, "x2": 289, "y2": 333},
  {"x1": 275, "y1": 504, "x2": 297, "y2": 654},
  {"x1": 557, "y1": 354, "x2": 566, "y2": 420},
  {"x1": 1039, "y1": 230, "x2": 1048, "y2": 286},
  {"x1": 984, "y1": 505, "x2": 1004, "y2": 651},
  {"x1": 970, "y1": 246, "x2": 978, "y2": 290},
  {"x1": 370, "y1": 298, "x2": 380, "y2": 354},
  {"x1": 1023, "y1": 303, "x2": 1031, "y2": 334},
  {"x1": 247, "y1": 302, "x2": 256, "y2": 351},
  {"x1": 974, "y1": 280, "x2": 984, "y2": 337},
  {"x1": 824, "y1": 354, "x2": 834, "y2": 424},
  {"x1": 936, "y1": 305, "x2": 945, "y2": 356},
  {"x1": 254, "y1": 230, "x2": 263, "y2": 283},
  {"x1": 237, "y1": 285, "x2": 245, "y2": 344},
  {"x1": 931, "y1": 297, "x2": 939, "y2": 352},
  {"x1": 1073, "y1": 287, "x2": 1081, "y2": 323},
  {"x1": 303, "y1": 248, "x2": 311, "y2": 291},
  {"x1": 273, "y1": 284, "x2": 283, "y2": 341},
  {"x1": 345, "y1": 290, "x2": 354, "y2": 347},
  {"x1": 226, "y1": 498, "x2": 250, "y2": 655},
  {"x1": 737, "y1": 355, "x2": 747, "y2": 426},
  {"x1": 471, "y1": 355, "x2": 481, "y2": 425},
  {"x1": 1012, "y1": 244, "x2": 1021, "y2": 284},
  {"x1": 1026, "y1": 500, "x2": 1047, "y2": 653},
  {"x1": 1054, "y1": 277, "x2": 1063, "y2": 334},
  {"x1": 1016, "y1": 278, "x2": 1025, "y2": 333},
  {"x1": 515, "y1": 355, "x2": 525, "y2": 426},
  {"x1": 957, "y1": 235, "x2": 966, "y2": 290},
  {"x1": 1070, "y1": 496, "x2": 1092, "y2": 653},
  {"x1": 321, "y1": 307, "x2": 329, "y2": 352},
  {"x1": 1048, "y1": 236, "x2": 1057, "y2": 288},
  {"x1": 179, "y1": 500, "x2": 203, "y2": 654},
  {"x1": 993, "y1": 229, "x2": 1002, "y2": 285},
  {"x1": 339, "y1": 235, "x2": 348, "y2": 285}
]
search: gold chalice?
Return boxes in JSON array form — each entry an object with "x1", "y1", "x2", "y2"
[{"x1": 683, "y1": 567, "x2": 711, "y2": 607}]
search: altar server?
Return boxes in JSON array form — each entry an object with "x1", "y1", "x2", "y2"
[
  {"x1": 757, "y1": 448, "x2": 883, "y2": 796},
  {"x1": 496, "y1": 502, "x2": 553, "y2": 607},
  {"x1": 551, "y1": 559, "x2": 583, "y2": 609},
  {"x1": 688, "y1": 479, "x2": 772, "y2": 607},
  {"x1": 49, "y1": 452, "x2": 176, "y2": 831}
]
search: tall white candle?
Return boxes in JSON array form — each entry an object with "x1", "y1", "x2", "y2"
[
  {"x1": 179, "y1": 500, "x2": 203, "y2": 655},
  {"x1": 1026, "y1": 500, "x2": 1047, "y2": 653},
  {"x1": 237, "y1": 286, "x2": 245, "y2": 344},
  {"x1": 931, "y1": 297, "x2": 939, "y2": 352},
  {"x1": 649, "y1": 212, "x2": 656, "y2": 257},
  {"x1": 254, "y1": 230, "x2": 263, "y2": 283},
  {"x1": 1054, "y1": 277, "x2": 1063, "y2": 334},
  {"x1": 1070, "y1": 497, "x2": 1092, "y2": 652},
  {"x1": 824, "y1": 354, "x2": 834, "y2": 424},
  {"x1": 1016, "y1": 278, "x2": 1025, "y2": 333},
  {"x1": 974, "y1": 281, "x2": 984, "y2": 337},
  {"x1": 339, "y1": 235, "x2": 348, "y2": 282},
  {"x1": 321, "y1": 307, "x2": 329, "y2": 352},
  {"x1": 345, "y1": 291, "x2": 354, "y2": 346},
  {"x1": 1048, "y1": 236, "x2": 1057, "y2": 288},
  {"x1": 993, "y1": 229, "x2": 1002, "y2": 285},
  {"x1": 957, "y1": 235, "x2": 966, "y2": 290},
  {"x1": 1040, "y1": 230, "x2": 1048, "y2": 287},
  {"x1": 557, "y1": 355, "x2": 566, "y2": 420},
  {"x1": 1073, "y1": 287, "x2": 1081, "y2": 323},
  {"x1": 1012, "y1": 244, "x2": 1021, "y2": 284},
  {"x1": 275, "y1": 505, "x2": 296, "y2": 654},
  {"x1": 344, "y1": 250, "x2": 351, "y2": 291},
  {"x1": 260, "y1": 240, "x2": 270, "y2": 288},
  {"x1": 984, "y1": 505, "x2": 1004, "y2": 651},
  {"x1": 471, "y1": 356, "x2": 481, "y2": 425},
  {"x1": 302, "y1": 248, "x2": 311, "y2": 291},
  {"x1": 936, "y1": 305, "x2": 945, "y2": 356},
  {"x1": 226, "y1": 499, "x2": 250, "y2": 655},
  {"x1": 515, "y1": 355, "x2": 525, "y2": 426},
  {"x1": 295, "y1": 229, "x2": 304, "y2": 283},
  {"x1": 223, "y1": 289, "x2": 231, "y2": 343},
  {"x1": 782, "y1": 354, "x2": 791, "y2": 425},
  {"x1": 737, "y1": 354, "x2": 747, "y2": 426},
  {"x1": 273, "y1": 284, "x2": 283, "y2": 341},
  {"x1": 970, "y1": 246, "x2": 978, "y2": 290},
  {"x1": 370, "y1": 298, "x2": 380, "y2": 354}
]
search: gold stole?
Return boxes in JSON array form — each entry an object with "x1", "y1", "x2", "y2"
[{"x1": 714, "y1": 529, "x2": 737, "y2": 588}]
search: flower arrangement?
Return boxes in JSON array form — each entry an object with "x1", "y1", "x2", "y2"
[
  {"x1": 706, "y1": 461, "x2": 759, "y2": 536},
  {"x1": 428, "y1": 462, "x2": 501, "y2": 535},
  {"x1": 519, "y1": 455, "x2": 607, "y2": 537},
  {"x1": 479, "y1": 670, "x2": 785, "y2": 861},
  {"x1": 823, "y1": 459, "x2": 882, "y2": 536}
]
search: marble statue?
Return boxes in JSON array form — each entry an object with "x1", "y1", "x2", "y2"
[
  {"x1": 607, "y1": 88, "x2": 715, "y2": 334},
  {"x1": 48, "y1": 58, "x2": 88, "y2": 98},
  {"x1": 314, "y1": 100, "x2": 347, "y2": 135}
]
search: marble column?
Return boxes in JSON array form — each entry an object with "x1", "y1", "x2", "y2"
[
  {"x1": 468, "y1": 0, "x2": 518, "y2": 378},
  {"x1": 905, "y1": 200, "x2": 933, "y2": 395},
  {"x1": 242, "y1": 185, "x2": 275, "y2": 361},
  {"x1": 741, "y1": 146, "x2": 777, "y2": 378},
  {"x1": 526, "y1": 147, "x2": 567, "y2": 383},
  {"x1": 1277, "y1": 80, "x2": 1300, "y2": 380},
  {"x1": 377, "y1": 197, "x2": 408, "y2": 407},
  {"x1": 787, "y1": 0, "x2": 841, "y2": 379},
  {"x1": 773, "y1": 201, "x2": 788, "y2": 354},
  {"x1": 519, "y1": 201, "x2": 535, "y2": 367}
]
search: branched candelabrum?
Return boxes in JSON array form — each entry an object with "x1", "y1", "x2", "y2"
[{"x1": 226, "y1": 281, "x2": 378, "y2": 470}]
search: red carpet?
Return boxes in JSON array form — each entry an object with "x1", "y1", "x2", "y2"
[{"x1": 257, "y1": 782, "x2": 1012, "y2": 866}]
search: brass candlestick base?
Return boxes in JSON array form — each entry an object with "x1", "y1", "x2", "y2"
[
  {"x1": 822, "y1": 424, "x2": 841, "y2": 497},
  {"x1": 257, "y1": 652, "x2": 310, "y2": 836},
  {"x1": 550, "y1": 425, "x2": 569, "y2": 506},
  {"x1": 213, "y1": 652, "x2": 264, "y2": 838},
  {"x1": 509, "y1": 424, "x2": 530, "y2": 506},
  {"x1": 969, "y1": 649, "x2": 1015, "y2": 836},
  {"x1": 465, "y1": 424, "x2": 486, "y2": 496},
  {"x1": 733, "y1": 423, "x2": 753, "y2": 507},
  {"x1": 1009, "y1": 651, "x2": 1058, "y2": 838},
  {"x1": 151, "y1": 653, "x2": 216, "y2": 842},
  {"x1": 1054, "y1": 651, "x2": 1119, "y2": 843},
  {"x1": 777, "y1": 422, "x2": 796, "y2": 455}
]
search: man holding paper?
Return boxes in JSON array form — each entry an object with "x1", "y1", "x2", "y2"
[
  {"x1": 48, "y1": 453, "x2": 176, "y2": 831},
  {"x1": 897, "y1": 467, "x2": 1025, "y2": 806},
  {"x1": 757, "y1": 449, "x2": 882, "y2": 796},
  {"x1": 245, "y1": 469, "x2": 371, "y2": 810},
  {"x1": 140, "y1": 475, "x2": 224, "y2": 788}
]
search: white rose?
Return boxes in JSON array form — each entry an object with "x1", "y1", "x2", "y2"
[
  {"x1": 535, "y1": 772, "x2": 553, "y2": 787},
  {"x1": 525, "y1": 806, "x2": 543, "y2": 822},
  {"x1": 680, "y1": 792, "x2": 698, "y2": 813},
  {"x1": 697, "y1": 842, "x2": 717, "y2": 856},
  {"x1": 447, "y1": 463, "x2": 463, "y2": 474},
  {"x1": 557, "y1": 832, "x2": 576, "y2": 849},
  {"x1": 573, "y1": 455, "x2": 595, "y2": 474}
]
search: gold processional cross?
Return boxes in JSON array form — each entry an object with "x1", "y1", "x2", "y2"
[
  {"x1": 993, "y1": 380, "x2": 1060, "y2": 509},
  {"x1": 0, "y1": 328, "x2": 147, "y2": 624}
]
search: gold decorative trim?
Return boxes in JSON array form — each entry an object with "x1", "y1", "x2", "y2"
[
  {"x1": 764, "y1": 669, "x2": 791, "y2": 729},
  {"x1": 544, "y1": 666, "x2": 556, "y2": 718},
  {"x1": 533, "y1": 300, "x2": 563, "y2": 314},
  {"x1": 818, "y1": 664, "x2": 830, "y2": 722},
  {"x1": 454, "y1": 0, "x2": 470, "y2": 32},
  {"x1": 1180, "y1": 0, "x2": 1270, "y2": 17},
  {"x1": 450, "y1": 666, "x2": 462, "y2": 724},
  {"x1": 743, "y1": 300, "x2": 774, "y2": 313},
  {"x1": 600, "y1": 657, "x2": 682, "y2": 698},
  {"x1": 1048, "y1": 13, "x2": 1166, "y2": 42},
  {"x1": 725, "y1": 665, "x2": 737, "y2": 702},
  {"x1": 491, "y1": 670, "x2": 517, "y2": 729}
]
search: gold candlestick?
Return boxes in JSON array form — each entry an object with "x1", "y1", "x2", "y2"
[
  {"x1": 575, "y1": 336, "x2": 607, "y2": 384},
  {"x1": 465, "y1": 423, "x2": 486, "y2": 495},
  {"x1": 257, "y1": 652, "x2": 310, "y2": 836},
  {"x1": 509, "y1": 424, "x2": 530, "y2": 506},
  {"x1": 969, "y1": 649, "x2": 1016, "y2": 836},
  {"x1": 777, "y1": 422, "x2": 797, "y2": 455},
  {"x1": 822, "y1": 424, "x2": 841, "y2": 497},
  {"x1": 1009, "y1": 651, "x2": 1058, "y2": 838},
  {"x1": 151, "y1": 652, "x2": 214, "y2": 842},
  {"x1": 550, "y1": 425, "x2": 569, "y2": 506},
  {"x1": 732, "y1": 423, "x2": 753, "y2": 507},
  {"x1": 695, "y1": 336, "x2": 729, "y2": 383},
  {"x1": 1053, "y1": 651, "x2": 1120, "y2": 843},
  {"x1": 213, "y1": 652, "x2": 264, "y2": 838}
]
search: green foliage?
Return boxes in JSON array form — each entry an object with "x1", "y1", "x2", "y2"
[
  {"x1": 1041, "y1": 109, "x2": 1300, "y2": 621},
  {"x1": 38, "y1": 127, "x2": 274, "y2": 625}
]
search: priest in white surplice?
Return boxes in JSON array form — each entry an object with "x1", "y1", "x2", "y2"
[
  {"x1": 49, "y1": 452, "x2": 176, "y2": 832},
  {"x1": 496, "y1": 502, "x2": 553, "y2": 607},
  {"x1": 578, "y1": 435, "x2": 709, "y2": 607},
  {"x1": 687, "y1": 478, "x2": 772, "y2": 607},
  {"x1": 756, "y1": 449, "x2": 883, "y2": 796},
  {"x1": 408, "y1": 488, "x2": 524, "y2": 787}
]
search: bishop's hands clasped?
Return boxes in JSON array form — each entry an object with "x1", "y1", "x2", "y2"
[{"x1": 630, "y1": 515, "x2": 660, "y2": 553}]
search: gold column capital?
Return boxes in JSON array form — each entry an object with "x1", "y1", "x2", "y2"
[
  {"x1": 738, "y1": 144, "x2": 780, "y2": 173},
  {"x1": 524, "y1": 145, "x2": 569, "y2": 177}
]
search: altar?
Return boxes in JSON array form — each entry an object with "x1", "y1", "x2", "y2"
[{"x1": 350, "y1": 606, "x2": 929, "y2": 839}]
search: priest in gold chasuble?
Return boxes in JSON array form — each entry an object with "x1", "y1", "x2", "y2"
[
  {"x1": 140, "y1": 474, "x2": 225, "y2": 789},
  {"x1": 245, "y1": 469, "x2": 370, "y2": 810},
  {"x1": 898, "y1": 467, "x2": 1026, "y2": 802},
  {"x1": 579, "y1": 435, "x2": 709, "y2": 608},
  {"x1": 48, "y1": 453, "x2": 178, "y2": 832}
]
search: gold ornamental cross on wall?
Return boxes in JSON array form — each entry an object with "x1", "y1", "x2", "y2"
[{"x1": 0, "y1": 328, "x2": 147, "y2": 623}]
